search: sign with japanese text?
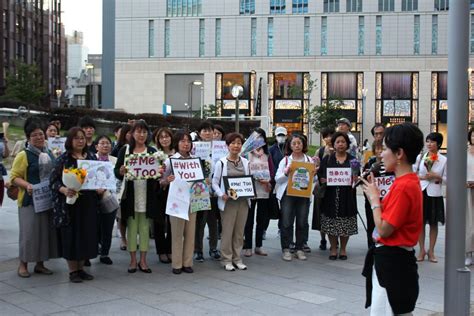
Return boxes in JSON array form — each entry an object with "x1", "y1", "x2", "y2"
[
  {"x1": 191, "y1": 141, "x2": 212, "y2": 161},
  {"x1": 327, "y1": 168, "x2": 352, "y2": 186},
  {"x1": 32, "y1": 180, "x2": 52, "y2": 213}
]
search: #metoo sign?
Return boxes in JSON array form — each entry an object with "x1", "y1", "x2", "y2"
[
  {"x1": 125, "y1": 153, "x2": 160, "y2": 180},
  {"x1": 375, "y1": 175, "x2": 395, "y2": 198},
  {"x1": 171, "y1": 158, "x2": 205, "y2": 182}
]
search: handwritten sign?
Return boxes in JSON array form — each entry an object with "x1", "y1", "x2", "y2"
[
  {"x1": 223, "y1": 176, "x2": 256, "y2": 199},
  {"x1": 125, "y1": 153, "x2": 160, "y2": 180},
  {"x1": 47, "y1": 137, "x2": 66, "y2": 157},
  {"x1": 327, "y1": 168, "x2": 352, "y2": 186},
  {"x1": 166, "y1": 179, "x2": 190, "y2": 220},
  {"x1": 249, "y1": 150, "x2": 271, "y2": 199},
  {"x1": 171, "y1": 158, "x2": 204, "y2": 182},
  {"x1": 375, "y1": 175, "x2": 395, "y2": 198},
  {"x1": 211, "y1": 141, "x2": 228, "y2": 168},
  {"x1": 191, "y1": 141, "x2": 212, "y2": 161},
  {"x1": 32, "y1": 180, "x2": 52, "y2": 213},
  {"x1": 78, "y1": 160, "x2": 116, "y2": 191},
  {"x1": 287, "y1": 162, "x2": 315, "y2": 198},
  {"x1": 190, "y1": 181, "x2": 211, "y2": 212}
]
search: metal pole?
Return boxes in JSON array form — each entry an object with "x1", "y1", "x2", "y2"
[
  {"x1": 445, "y1": 1, "x2": 470, "y2": 315},
  {"x1": 235, "y1": 97, "x2": 240, "y2": 133},
  {"x1": 200, "y1": 87, "x2": 204, "y2": 119}
]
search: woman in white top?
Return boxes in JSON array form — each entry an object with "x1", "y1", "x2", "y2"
[
  {"x1": 414, "y1": 132, "x2": 447, "y2": 263},
  {"x1": 466, "y1": 128, "x2": 474, "y2": 265}
]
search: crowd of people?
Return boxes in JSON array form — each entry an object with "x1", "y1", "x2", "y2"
[{"x1": 0, "y1": 114, "x2": 472, "y2": 315}]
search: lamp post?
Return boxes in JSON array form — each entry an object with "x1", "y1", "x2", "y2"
[
  {"x1": 86, "y1": 63, "x2": 94, "y2": 108},
  {"x1": 200, "y1": 86, "x2": 204, "y2": 119},
  {"x1": 362, "y1": 88, "x2": 368, "y2": 140},
  {"x1": 188, "y1": 80, "x2": 203, "y2": 119},
  {"x1": 55, "y1": 89, "x2": 62, "y2": 108},
  {"x1": 231, "y1": 85, "x2": 244, "y2": 133}
]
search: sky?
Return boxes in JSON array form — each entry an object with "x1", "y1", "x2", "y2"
[{"x1": 61, "y1": 0, "x2": 103, "y2": 54}]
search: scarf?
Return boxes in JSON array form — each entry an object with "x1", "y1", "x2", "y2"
[{"x1": 26, "y1": 143, "x2": 53, "y2": 182}]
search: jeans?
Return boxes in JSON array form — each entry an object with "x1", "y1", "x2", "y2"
[
  {"x1": 99, "y1": 210, "x2": 117, "y2": 256},
  {"x1": 194, "y1": 197, "x2": 219, "y2": 252},
  {"x1": 280, "y1": 195, "x2": 310, "y2": 251},
  {"x1": 244, "y1": 199, "x2": 270, "y2": 249}
]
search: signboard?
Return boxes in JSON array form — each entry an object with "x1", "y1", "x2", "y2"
[
  {"x1": 191, "y1": 141, "x2": 212, "y2": 161},
  {"x1": 77, "y1": 160, "x2": 116, "y2": 191},
  {"x1": 286, "y1": 162, "x2": 315, "y2": 198},
  {"x1": 125, "y1": 153, "x2": 160, "y2": 180},
  {"x1": 223, "y1": 176, "x2": 256, "y2": 199},
  {"x1": 211, "y1": 141, "x2": 228, "y2": 168},
  {"x1": 327, "y1": 167, "x2": 352, "y2": 187},
  {"x1": 375, "y1": 175, "x2": 395, "y2": 198},
  {"x1": 171, "y1": 158, "x2": 204, "y2": 182},
  {"x1": 165, "y1": 179, "x2": 190, "y2": 220},
  {"x1": 249, "y1": 150, "x2": 271, "y2": 199},
  {"x1": 47, "y1": 137, "x2": 66, "y2": 157},
  {"x1": 32, "y1": 180, "x2": 52, "y2": 213},
  {"x1": 190, "y1": 181, "x2": 211, "y2": 212}
]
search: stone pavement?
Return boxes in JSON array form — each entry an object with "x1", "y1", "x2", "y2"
[{"x1": 0, "y1": 194, "x2": 472, "y2": 315}]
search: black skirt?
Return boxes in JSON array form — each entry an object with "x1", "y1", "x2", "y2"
[{"x1": 423, "y1": 190, "x2": 445, "y2": 225}]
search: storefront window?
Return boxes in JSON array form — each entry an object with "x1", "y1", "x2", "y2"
[{"x1": 216, "y1": 72, "x2": 256, "y2": 117}]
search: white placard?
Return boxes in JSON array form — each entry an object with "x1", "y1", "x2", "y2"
[
  {"x1": 223, "y1": 176, "x2": 256, "y2": 199},
  {"x1": 375, "y1": 175, "x2": 395, "y2": 198},
  {"x1": 32, "y1": 180, "x2": 52, "y2": 213},
  {"x1": 125, "y1": 153, "x2": 160, "y2": 180},
  {"x1": 47, "y1": 137, "x2": 66, "y2": 156},
  {"x1": 165, "y1": 179, "x2": 190, "y2": 220},
  {"x1": 78, "y1": 160, "x2": 116, "y2": 191},
  {"x1": 327, "y1": 168, "x2": 352, "y2": 186},
  {"x1": 211, "y1": 141, "x2": 228, "y2": 168},
  {"x1": 191, "y1": 141, "x2": 212, "y2": 161},
  {"x1": 171, "y1": 158, "x2": 204, "y2": 182}
]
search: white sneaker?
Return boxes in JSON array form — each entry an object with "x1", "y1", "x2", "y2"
[
  {"x1": 235, "y1": 263, "x2": 247, "y2": 270},
  {"x1": 296, "y1": 250, "x2": 307, "y2": 261},
  {"x1": 224, "y1": 263, "x2": 235, "y2": 271},
  {"x1": 465, "y1": 257, "x2": 472, "y2": 266},
  {"x1": 282, "y1": 250, "x2": 292, "y2": 261}
]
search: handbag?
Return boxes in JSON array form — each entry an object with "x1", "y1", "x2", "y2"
[
  {"x1": 99, "y1": 191, "x2": 120, "y2": 214},
  {"x1": 7, "y1": 185, "x2": 19, "y2": 201}
]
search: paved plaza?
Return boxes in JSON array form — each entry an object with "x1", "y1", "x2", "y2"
[{"x1": 0, "y1": 194, "x2": 471, "y2": 315}]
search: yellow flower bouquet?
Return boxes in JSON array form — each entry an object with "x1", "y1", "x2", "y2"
[{"x1": 62, "y1": 167, "x2": 87, "y2": 205}]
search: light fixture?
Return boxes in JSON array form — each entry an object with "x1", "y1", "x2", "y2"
[{"x1": 192, "y1": 80, "x2": 203, "y2": 86}]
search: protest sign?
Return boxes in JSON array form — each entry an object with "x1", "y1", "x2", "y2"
[
  {"x1": 191, "y1": 141, "x2": 212, "y2": 161},
  {"x1": 125, "y1": 153, "x2": 161, "y2": 180},
  {"x1": 223, "y1": 176, "x2": 256, "y2": 199},
  {"x1": 327, "y1": 167, "x2": 352, "y2": 186},
  {"x1": 375, "y1": 175, "x2": 395, "y2": 198},
  {"x1": 248, "y1": 150, "x2": 271, "y2": 198},
  {"x1": 47, "y1": 137, "x2": 66, "y2": 157},
  {"x1": 78, "y1": 160, "x2": 116, "y2": 191},
  {"x1": 171, "y1": 158, "x2": 204, "y2": 182},
  {"x1": 287, "y1": 162, "x2": 315, "y2": 198},
  {"x1": 166, "y1": 179, "x2": 191, "y2": 220},
  {"x1": 190, "y1": 181, "x2": 211, "y2": 212},
  {"x1": 211, "y1": 141, "x2": 228, "y2": 168},
  {"x1": 32, "y1": 180, "x2": 52, "y2": 213}
]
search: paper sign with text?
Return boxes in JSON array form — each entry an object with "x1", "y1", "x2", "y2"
[
  {"x1": 47, "y1": 137, "x2": 66, "y2": 157},
  {"x1": 327, "y1": 168, "x2": 352, "y2": 186},
  {"x1": 125, "y1": 153, "x2": 160, "y2": 180},
  {"x1": 375, "y1": 175, "x2": 395, "y2": 198},
  {"x1": 287, "y1": 161, "x2": 315, "y2": 198},
  {"x1": 190, "y1": 181, "x2": 211, "y2": 212},
  {"x1": 78, "y1": 160, "x2": 116, "y2": 191},
  {"x1": 171, "y1": 158, "x2": 204, "y2": 182},
  {"x1": 165, "y1": 179, "x2": 191, "y2": 220},
  {"x1": 32, "y1": 180, "x2": 53, "y2": 213},
  {"x1": 211, "y1": 141, "x2": 229, "y2": 168},
  {"x1": 223, "y1": 176, "x2": 256, "y2": 199},
  {"x1": 191, "y1": 142, "x2": 212, "y2": 161}
]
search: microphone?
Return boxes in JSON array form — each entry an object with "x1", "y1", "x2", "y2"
[{"x1": 353, "y1": 162, "x2": 382, "y2": 188}]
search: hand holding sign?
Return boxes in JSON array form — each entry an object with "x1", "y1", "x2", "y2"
[
  {"x1": 125, "y1": 153, "x2": 162, "y2": 180},
  {"x1": 223, "y1": 176, "x2": 256, "y2": 200},
  {"x1": 171, "y1": 158, "x2": 205, "y2": 182}
]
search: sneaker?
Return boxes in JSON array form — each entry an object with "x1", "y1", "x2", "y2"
[
  {"x1": 234, "y1": 262, "x2": 247, "y2": 270},
  {"x1": 295, "y1": 250, "x2": 307, "y2": 261},
  {"x1": 224, "y1": 263, "x2": 235, "y2": 271},
  {"x1": 243, "y1": 249, "x2": 253, "y2": 257},
  {"x1": 254, "y1": 247, "x2": 268, "y2": 256},
  {"x1": 319, "y1": 240, "x2": 327, "y2": 251},
  {"x1": 209, "y1": 249, "x2": 221, "y2": 260},
  {"x1": 303, "y1": 243, "x2": 311, "y2": 253},
  {"x1": 289, "y1": 242, "x2": 296, "y2": 254},
  {"x1": 282, "y1": 250, "x2": 293, "y2": 261},
  {"x1": 194, "y1": 252, "x2": 204, "y2": 262},
  {"x1": 100, "y1": 256, "x2": 113, "y2": 265}
]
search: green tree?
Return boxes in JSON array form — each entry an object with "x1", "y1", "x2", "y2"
[
  {"x1": 193, "y1": 104, "x2": 219, "y2": 119},
  {"x1": 306, "y1": 97, "x2": 344, "y2": 133},
  {"x1": 4, "y1": 60, "x2": 46, "y2": 105}
]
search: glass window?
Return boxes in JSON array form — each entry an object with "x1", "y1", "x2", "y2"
[
  {"x1": 304, "y1": 17, "x2": 310, "y2": 56},
  {"x1": 148, "y1": 20, "x2": 154, "y2": 57},
  {"x1": 167, "y1": 0, "x2": 201, "y2": 16},
  {"x1": 434, "y1": 0, "x2": 449, "y2": 11},
  {"x1": 378, "y1": 0, "x2": 394, "y2": 12},
  {"x1": 324, "y1": 0, "x2": 340, "y2": 13},
  {"x1": 199, "y1": 19, "x2": 205, "y2": 57},
  {"x1": 402, "y1": 0, "x2": 418, "y2": 11},
  {"x1": 321, "y1": 17, "x2": 327, "y2": 55},
  {"x1": 471, "y1": 0, "x2": 474, "y2": 10},
  {"x1": 215, "y1": 19, "x2": 221, "y2": 57},
  {"x1": 346, "y1": 0, "x2": 362, "y2": 12},
  {"x1": 165, "y1": 20, "x2": 170, "y2": 57},
  {"x1": 432, "y1": 15, "x2": 438, "y2": 55},
  {"x1": 328, "y1": 73, "x2": 357, "y2": 99},
  {"x1": 414, "y1": 15, "x2": 420, "y2": 55},
  {"x1": 358, "y1": 16, "x2": 364, "y2": 55},
  {"x1": 292, "y1": 0, "x2": 308, "y2": 14},
  {"x1": 382, "y1": 73, "x2": 412, "y2": 99},
  {"x1": 270, "y1": 0, "x2": 286, "y2": 14},
  {"x1": 251, "y1": 18, "x2": 257, "y2": 56},
  {"x1": 222, "y1": 73, "x2": 250, "y2": 99},
  {"x1": 240, "y1": 0, "x2": 255, "y2": 15},
  {"x1": 267, "y1": 18, "x2": 273, "y2": 56},
  {"x1": 471, "y1": 14, "x2": 474, "y2": 54},
  {"x1": 274, "y1": 73, "x2": 303, "y2": 99},
  {"x1": 376, "y1": 16, "x2": 382, "y2": 55}
]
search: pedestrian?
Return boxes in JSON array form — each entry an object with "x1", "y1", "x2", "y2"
[
  {"x1": 212, "y1": 124, "x2": 226, "y2": 239},
  {"x1": 114, "y1": 120, "x2": 159, "y2": 274},
  {"x1": 78, "y1": 116, "x2": 97, "y2": 154},
  {"x1": 466, "y1": 127, "x2": 474, "y2": 265},
  {"x1": 50, "y1": 127, "x2": 100, "y2": 283},
  {"x1": 318, "y1": 131, "x2": 358, "y2": 260},
  {"x1": 336, "y1": 118, "x2": 358, "y2": 158},
  {"x1": 0, "y1": 124, "x2": 10, "y2": 206},
  {"x1": 45, "y1": 123, "x2": 59, "y2": 139},
  {"x1": 363, "y1": 124, "x2": 385, "y2": 164},
  {"x1": 212, "y1": 132, "x2": 251, "y2": 271},
  {"x1": 275, "y1": 133, "x2": 317, "y2": 261},
  {"x1": 362, "y1": 122, "x2": 424, "y2": 315},
  {"x1": 112, "y1": 124, "x2": 123, "y2": 148},
  {"x1": 10, "y1": 117, "x2": 58, "y2": 277},
  {"x1": 414, "y1": 132, "x2": 447, "y2": 263}
]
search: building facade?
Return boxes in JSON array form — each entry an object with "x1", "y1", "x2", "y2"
[
  {"x1": 112, "y1": 0, "x2": 474, "y2": 146},
  {"x1": 0, "y1": 0, "x2": 66, "y2": 107}
]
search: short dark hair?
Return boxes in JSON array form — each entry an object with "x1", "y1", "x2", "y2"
[
  {"x1": 214, "y1": 125, "x2": 225, "y2": 139},
  {"x1": 426, "y1": 132, "x2": 443, "y2": 150},
  {"x1": 129, "y1": 120, "x2": 151, "y2": 150},
  {"x1": 384, "y1": 123, "x2": 424, "y2": 164},
  {"x1": 331, "y1": 132, "x2": 350, "y2": 151},
  {"x1": 78, "y1": 116, "x2": 96, "y2": 129},
  {"x1": 468, "y1": 127, "x2": 474, "y2": 145},
  {"x1": 46, "y1": 123, "x2": 59, "y2": 135},
  {"x1": 113, "y1": 124, "x2": 123, "y2": 133},
  {"x1": 94, "y1": 134, "x2": 112, "y2": 146},
  {"x1": 153, "y1": 127, "x2": 174, "y2": 150},
  {"x1": 173, "y1": 130, "x2": 193, "y2": 153},
  {"x1": 372, "y1": 139, "x2": 383, "y2": 153},
  {"x1": 371, "y1": 123, "x2": 385, "y2": 137},
  {"x1": 24, "y1": 117, "x2": 46, "y2": 138},
  {"x1": 285, "y1": 134, "x2": 308, "y2": 155},
  {"x1": 321, "y1": 126, "x2": 336, "y2": 139},
  {"x1": 64, "y1": 127, "x2": 87, "y2": 154},
  {"x1": 198, "y1": 120, "x2": 214, "y2": 133},
  {"x1": 225, "y1": 132, "x2": 245, "y2": 146}
]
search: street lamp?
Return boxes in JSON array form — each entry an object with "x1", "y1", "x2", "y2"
[
  {"x1": 55, "y1": 89, "x2": 62, "y2": 108},
  {"x1": 188, "y1": 80, "x2": 203, "y2": 119},
  {"x1": 86, "y1": 63, "x2": 94, "y2": 108},
  {"x1": 231, "y1": 84, "x2": 244, "y2": 133},
  {"x1": 200, "y1": 86, "x2": 204, "y2": 119}
]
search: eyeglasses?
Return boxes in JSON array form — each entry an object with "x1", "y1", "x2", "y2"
[{"x1": 97, "y1": 142, "x2": 111, "y2": 146}]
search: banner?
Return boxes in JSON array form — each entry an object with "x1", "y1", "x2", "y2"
[
  {"x1": 327, "y1": 168, "x2": 352, "y2": 187},
  {"x1": 191, "y1": 141, "x2": 212, "y2": 161},
  {"x1": 287, "y1": 162, "x2": 315, "y2": 198},
  {"x1": 78, "y1": 160, "x2": 116, "y2": 191},
  {"x1": 211, "y1": 141, "x2": 228, "y2": 168},
  {"x1": 47, "y1": 137, "x2": 66, "y2": 157},
  {"x1": 375, "y1": 175, "x2": 395, "y2": 198},
  {"x1": 125, "y1": 153, "x2": 160, "y2": 180},
  {"x1": 171, "y1": 158, "x2": 204, "y2": 182},
  {"x1": 223, "y1": 176, "x2": 256, "y2": 199},
  {"x1": 32, "y1": 180, "x2": 52, "y2": 213},
  {"x1": 190, "y1": 181, "x2": 211, "y2": 212},
  {"x1": 165, "y1": 179, "x2": 190, "y2": 220}
]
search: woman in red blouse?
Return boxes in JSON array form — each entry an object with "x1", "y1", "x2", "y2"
[{"x1": 361, "y1": 122, "x2": 424, "y2": 315}]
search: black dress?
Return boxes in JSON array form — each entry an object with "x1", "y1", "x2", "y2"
[
  {"x1": 50, "y1": 152, "x2": 99, "y2": 261},
  {"x1": 318, "y1": 153, "x2": 358, "y2": 237}
]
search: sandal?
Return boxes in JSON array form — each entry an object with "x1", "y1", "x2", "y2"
[{"x1": 34, "y1": 266, "x2": 53, "y2": 275}]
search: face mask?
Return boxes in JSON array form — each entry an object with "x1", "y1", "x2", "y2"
[{"x1": 276, "y1": 136, "x2": 286, "y2": 144}]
